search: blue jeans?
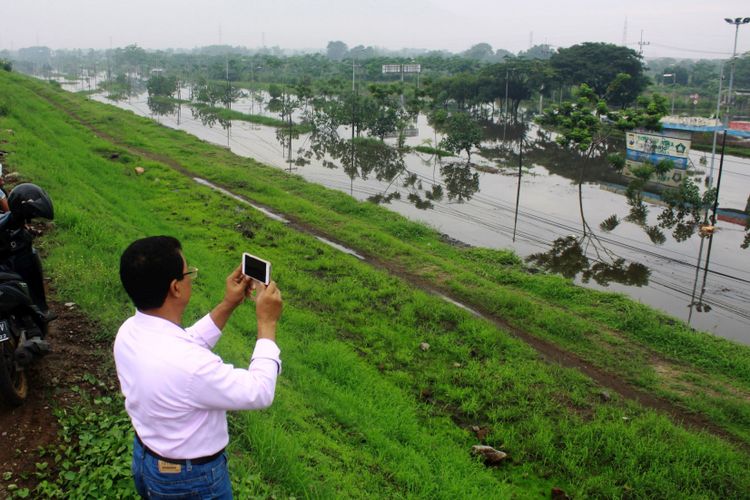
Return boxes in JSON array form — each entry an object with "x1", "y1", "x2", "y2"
[{"x1": 132, "y1": 437, "x2": 232, "y2": 499}]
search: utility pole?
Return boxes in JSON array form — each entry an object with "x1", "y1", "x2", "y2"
[
  {"x1": 663, "y1": 72, "x2": 676, "y2": 115},
  {"x1": 504, "y1": 69, "x2": 510, "y2": 120},
  {"x1": 637, "y1": 30, "x2": 650, "y2": 56},
  {"x1": 538, "y1": 84, "x2": 544, "y2": 115},
  {"x1": 708, "y1": 63, "x2": 725, "y2": 187},
  {"x1": 351, "y1": 59, "x2": 357, "y2": 195},
  {"x1": 724, "y1": 17, "x2": 750, "y2": 124},
  {"x1": 400, "y1": 65, "x2": 405, "y2": 108},
  {"x1": 512, "y1": 135, "x2": 524, "y2": 242},
  {"x1": 225, "y1": 48, "x2": 231, "y2": 147}
]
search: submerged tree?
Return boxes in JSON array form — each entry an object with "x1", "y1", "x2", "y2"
[
  {"x1": 439, "y1": 112, "x2": 483, "y2": 162},
  {"x1": 146, "y1": 74, "x2": 178, "y2": 116}
]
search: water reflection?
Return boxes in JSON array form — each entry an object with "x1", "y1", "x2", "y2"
[
  {"x1": 82, "y1": 85, "x2": 750, "y2": 343},
  {"x1": 527, "y1": 235, "x2": 650, "y2": 287},
  {"x1": 299, "y1": 112, "x2": 483, "y2": 209},
  {"x1": 146, "y1": 96, "x2": 177, "y2": 118},
  {"x1": 440, "y1": 162, "x2": 479, "y2": 202}
]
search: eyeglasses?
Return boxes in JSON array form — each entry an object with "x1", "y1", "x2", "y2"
[{"x1": 182, "y1": 267, "x2": 199, "y2": 280}]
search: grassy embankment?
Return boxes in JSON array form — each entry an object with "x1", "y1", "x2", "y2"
[
  {"x1": 31, "y1": 72, "x2": 750, "y2": 445},
  {"x1": 2, "y1": 70, "x2": 750, "y2": 497}
]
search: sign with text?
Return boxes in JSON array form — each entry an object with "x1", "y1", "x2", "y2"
[
  {"x1": 624, "y1": 129, "x2": 692, "y2": 188},
  {"x1": 382, "y1": 64, "x2": 422, "y2": 74},
  {"x1": 625, "y1": 130, "x2": 691, "y2": 169}
]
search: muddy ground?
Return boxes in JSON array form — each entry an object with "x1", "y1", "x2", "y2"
[{"x1": 0, "y1": 299, "x2": 113, "y2": 496}]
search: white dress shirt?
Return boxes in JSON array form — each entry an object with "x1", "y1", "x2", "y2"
[{"x1": 113, "y1": 310, "x2": 280, "y2": 459}]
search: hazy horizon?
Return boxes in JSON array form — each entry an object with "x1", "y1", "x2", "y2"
[{"x1": 2, "y1": 1, "x2": 749, "y2": 60}]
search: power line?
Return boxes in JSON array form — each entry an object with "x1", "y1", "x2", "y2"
[
  {"x1": 98, "y1": 92, "x2": 750, "y2": 326},
  {"x1": 647, "y1": 43, "x2": 731, "y2": 56}
]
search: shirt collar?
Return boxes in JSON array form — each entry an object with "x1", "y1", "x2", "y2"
[{"x1": 133, "y1": 310, "x2": 188, "y2": 337}]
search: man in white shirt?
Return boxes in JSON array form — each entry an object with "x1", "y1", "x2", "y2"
[{"x1": 114, "y1": 236, "x2": 282, "y2": 499}]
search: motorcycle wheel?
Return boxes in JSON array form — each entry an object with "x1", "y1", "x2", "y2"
[{"x1": 0, "y1": 338, "x2": 28, "y2": 406}]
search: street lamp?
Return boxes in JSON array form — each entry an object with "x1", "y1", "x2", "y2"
[
  {"x1": 724, "y1": 17, "x2": 750, "y2": 123},
  {"x1": 663, "y1": 72, "x2": 676, "y2": 115}
]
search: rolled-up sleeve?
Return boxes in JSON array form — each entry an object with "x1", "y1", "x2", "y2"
[{"x1": 187, "y1": 339, "x2": 281, "y2": 411}]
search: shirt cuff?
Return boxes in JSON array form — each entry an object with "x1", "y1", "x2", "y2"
[
  {"x1": 186, "y1": 314, "x2": 222, "y2": 349},
  {"x1": 251, "y1": 338, "x2": 282, "y2": 374}
]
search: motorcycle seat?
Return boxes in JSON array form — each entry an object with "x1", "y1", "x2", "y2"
[{"x1": 0, "y1": 271, "x2": 24, "y2": 283}]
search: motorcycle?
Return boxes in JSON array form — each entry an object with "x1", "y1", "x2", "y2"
[{"x1": 0, "y1": 183, "x2": 54, "y2": 406}]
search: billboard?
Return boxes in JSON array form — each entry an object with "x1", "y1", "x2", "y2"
[
  {"x1": 624, "y1": 129, "x2": 692, "y2": 187},
  {"x1": 382, "y1": 64, "x2": 422, "y2": 74}
]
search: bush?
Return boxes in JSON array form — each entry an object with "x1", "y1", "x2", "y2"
[{"x1": 0, "y1": 59, "x2": 12, "y2": 72}]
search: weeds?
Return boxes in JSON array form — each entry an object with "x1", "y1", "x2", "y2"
[{"x1": 2, "y1": 70, "x2": 750, "y2": 498}]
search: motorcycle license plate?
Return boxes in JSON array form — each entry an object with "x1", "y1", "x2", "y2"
[{"x1": 0, "y1": 321, "x2": 10, "y2": 342}]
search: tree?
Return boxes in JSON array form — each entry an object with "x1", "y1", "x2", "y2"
[
  {"x1": 349, "y1": 45, "x2": 377, "y2": 60},
  {"x1": 146, "y1": 74, "x2": 178, "y2": 97},
  {"x1": 550, "y1": 42, "x2": 648, "y2": 107},
  {"x1": 146, "y1": 74, "x2": 179, "y2": 116},
  {"x1": 691, "y1": 60, "x2": 720, "y2": 87},
  {"x1": 662, "y1": 64, "x2": 689, "y2": 85},
  {"x1": 462, "y1": 43, "x2": 495, "y2": 62},
  {"x1": 734, "y1": 53, "x2": 750, "y2": 90},
  {"x1": 326, "y1": 41, "x2": 349, "y2": 61},
  {"x1": 439, "y1": 112, "x2": 482, "y2": 162},
  {"x1": 115, "y1": 44, "x2": 148, "y2": 72},
  {"x1": 518, "y1": 45, "x2": 555, "y2": 60},
  {"x1": 364, "y1": 84, "x2": 404, "y2": 140}
]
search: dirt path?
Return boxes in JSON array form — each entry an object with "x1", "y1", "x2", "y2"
[
  {"x1": 0, "y1": 300, "x2": 111, "y2": 496},
  {"x1": 31, "y1": 86, "x2": 749, "y2": 451}
]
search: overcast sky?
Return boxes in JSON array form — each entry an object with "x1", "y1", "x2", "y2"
[{"x1": 2, "y1": 0, "x2": 749, "y2": 59}]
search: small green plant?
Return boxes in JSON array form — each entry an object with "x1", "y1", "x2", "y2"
[{"x1": 34, "y1": 393, "x2": 133, "y2": 498}]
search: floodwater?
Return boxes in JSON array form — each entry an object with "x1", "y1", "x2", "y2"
[{"x1": 87, "y1": 90, "x2": 750, "y2": 345}]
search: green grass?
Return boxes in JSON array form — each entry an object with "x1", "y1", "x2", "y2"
[
  {"x1": 413, "y1": 145, "x2": 454, "y2": 157},
  {"x1": 28, "y1": 71, "x2": 750, "y2": 442},
  {"x1": 191, "y1": 102, "x2": 310, "y2": 131},
  {"x1": 2, "y1": 70, "x2": 750, "y2": 498}
]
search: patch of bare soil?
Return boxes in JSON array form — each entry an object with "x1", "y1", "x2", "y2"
[{"x1": 0, "y1": 301, "x2": 112, "y2": 496}]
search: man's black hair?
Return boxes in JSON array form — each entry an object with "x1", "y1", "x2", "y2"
[{"x1": 120, "y1": 236, "x2": 184, "y2": 310}]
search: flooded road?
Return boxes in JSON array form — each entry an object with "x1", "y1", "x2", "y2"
[{"x1": 90, "y1": 91, "x2": 750, "y2": 345}]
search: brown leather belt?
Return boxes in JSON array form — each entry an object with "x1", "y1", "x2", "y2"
[{"x1": 135, "y1": 434, "x2": 224, "y2": 466}]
